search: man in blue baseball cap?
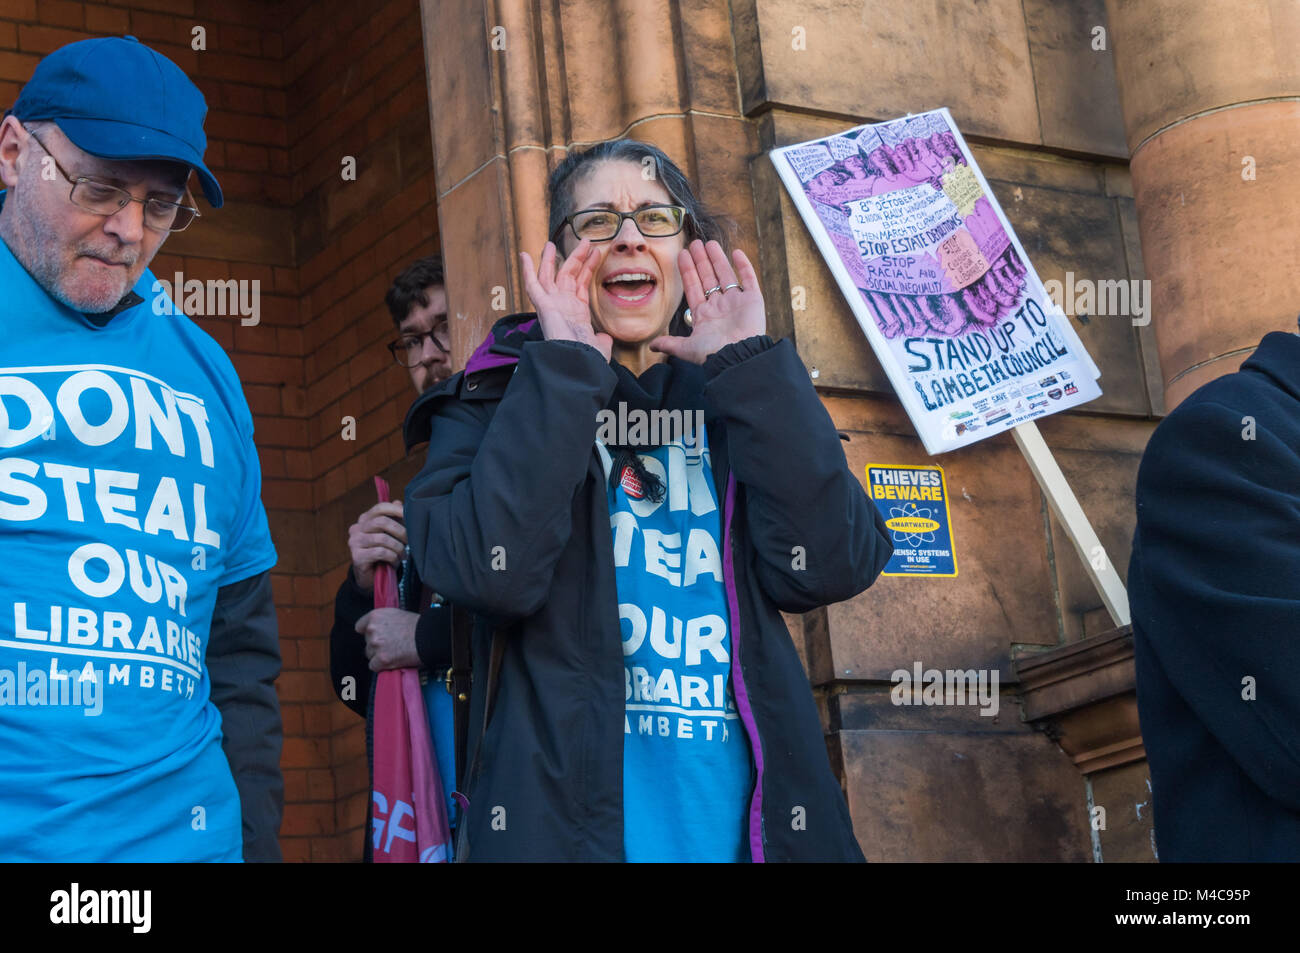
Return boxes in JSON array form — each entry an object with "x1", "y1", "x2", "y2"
[{"x1": 0, "y1": 36, "x2": 283, "y2": 862}]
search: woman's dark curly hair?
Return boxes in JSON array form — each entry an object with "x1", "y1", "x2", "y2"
[{"x1": 546, "y1": 139, "x2": 731, "y2": 337}]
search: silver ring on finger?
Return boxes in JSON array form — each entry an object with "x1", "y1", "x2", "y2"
[
  {"x1": 720, "y1": 283, "x2": 742, "y2": 294},
  {"x1": 704, "y1": 285, "x2": 722, "y2": 298}
]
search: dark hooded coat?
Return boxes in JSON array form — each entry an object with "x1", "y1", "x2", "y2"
[
  {"x1": 1129, "y1": 331, "x2": 1300, "y2": 861},
  {"x1": 403, "y1": 313, "x2": 893, "y2": 861}
]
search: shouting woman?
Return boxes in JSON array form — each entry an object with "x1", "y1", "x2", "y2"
[{"x1": 403, "y1": 139, "x2": 893, "y2": 861}]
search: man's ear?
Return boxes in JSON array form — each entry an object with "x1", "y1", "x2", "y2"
[{"x1": 0, "y1": 115, "x2": 27, "y2": 190}]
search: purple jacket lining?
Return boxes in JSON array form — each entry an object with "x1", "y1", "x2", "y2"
[
  {"x1": 723, "y1": 474, "x2": 767, "y2": 863},
  {"x1": 463, "y1": 318, "x2": 537, "y2": 376}
]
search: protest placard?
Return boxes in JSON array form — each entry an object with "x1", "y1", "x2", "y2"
[{"x1": 771, "y1": 108, "x2": 1102, "y2": 455}]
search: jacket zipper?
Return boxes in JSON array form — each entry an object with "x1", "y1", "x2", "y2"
[{"x1": 722, "y1": 474, "x2": 767, "y2": 862}]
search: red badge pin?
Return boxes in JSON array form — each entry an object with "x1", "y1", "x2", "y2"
[{"x1": 619, "y1": 465, "x2": 644, "y2": 500}]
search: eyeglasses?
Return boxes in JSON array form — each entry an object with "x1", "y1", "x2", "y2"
[
  {"x1": 387, "y1": 324, "x2": 451, "y2": 366},
  {"x1": 552, "y1": 204, "x2": 688, "y2": 244},
  {"x1": 24, "y1": 127, "x2": 200, "y2": 233}
]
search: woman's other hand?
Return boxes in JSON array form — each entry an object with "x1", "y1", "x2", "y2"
[
  {"x1": 650, "y1": 240, "x2": 766, "y2": 365},
  {"x1": 520, "y1": 239, "x2": 613, "y2": 362}
]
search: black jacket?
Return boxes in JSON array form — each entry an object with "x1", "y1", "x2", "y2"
[
  {"x1": 209, "y1": 569, "x2": 284, "y2": 862},
  {"x1": 403, "y1": 313, "x2": 893, "y2": 861},
  {"x1": 330, "y1": 554, "x2": 454, "y2": 861},
  {"x1": 1129, "y1": 330, "x2": 1300, "y2": 861}
]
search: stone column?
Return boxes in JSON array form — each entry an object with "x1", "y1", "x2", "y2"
[
  {"x1": 418, "y1": 0, "x2": 759, "y2": 366},
  {"x1": 1104, "y1": 0, "x2": 1300, "y2": 408}
]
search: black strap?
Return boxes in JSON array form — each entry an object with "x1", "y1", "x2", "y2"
[{"x1": 449, "y1": 604, "x2": 473, "y2": 790}]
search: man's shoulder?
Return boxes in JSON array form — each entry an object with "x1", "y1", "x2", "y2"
[
  {"x1": 1139, "y1": 351, "x2": 1300, "y2": 502},
  {"x1": 1170, "y1": 332, "x2": 1300, "y2": 422},
  {"x1": 134, "y1": 272, "x2": 236, "y2": 358},
  {"x1": 1151, "y1": 355, "x2": 1295, "y2": 453},
  {"x1": 131, "y1": 270, "x2": 255, "y2": 425}
]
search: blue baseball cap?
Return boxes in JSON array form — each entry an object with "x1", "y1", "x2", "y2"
[{"x1": 7, "y1": 35, "x2": 223, "y2": 208}]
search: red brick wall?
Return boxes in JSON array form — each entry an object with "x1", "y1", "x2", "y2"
[
  {"x1": 0, "y1": 0, "x2": 440, "y2": 861},
  {"x1": 283, "y1": 0, "x2": 440, "y2": 862}
]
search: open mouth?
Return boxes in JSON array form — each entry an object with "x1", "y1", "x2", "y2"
[{"x1": 602, "y1": 271, "x2": 657, "y2": 304}]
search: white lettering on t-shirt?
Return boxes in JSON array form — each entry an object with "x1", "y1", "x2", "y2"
[
  {"x1": 685, "y1": 615, "x2": 728, "y2": 666},
  {"x1": 130, "y1": 376, "x2": 185, "y2": 458},
  {"x1": 0, "y1": 365, "x2": 215, "y2": 468},
  {"x1": 0, "y1": 457, "x2": 45, "y2": 520},
  {"x1": 58, "y1": 371, "x2": 130, "y2": 447},
  {"x1": 42, "y1": 463, "x2": 89, "y2": 522},
  {"x1": 0, "y1": 376, "x2": 53, "y2": 446},
  {"x1": 610, "y1": 511, "x2": 638, "y2": 567},
  {"x1": 143, "y1": 477, "x2": 188, "y2": 540},
  {"x1": 95, "y1": 468, "x2": 141, "y2": 531},
  {"x1": 619, "y1": 603, "x2": 646, "y2": 655},
  {"x1": 648, "y1": 606, "x2": 682, "y2": 659},
  {"x1": 683, "y1": 528, "x2": 722, "y2": 586},
  {"x1": 643, "y1": 530, "x2": 681, "y2": 585}
]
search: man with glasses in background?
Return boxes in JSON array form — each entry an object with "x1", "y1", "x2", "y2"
[
  {"x1": 0, "y1": 36, "x2": 281, "y2": 861},
  {"x1": 329, "y1": 255, "x2": 459, "y2": 860}
]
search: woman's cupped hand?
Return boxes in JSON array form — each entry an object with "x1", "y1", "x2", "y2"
[
  {"x1": 650, "y1": 240, "x2": 766, "y2": 365},
  {"x1": 520, "y1": 239, "x2": 613, "y2": 362}
]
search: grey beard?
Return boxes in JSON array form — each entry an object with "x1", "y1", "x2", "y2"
[{"x1": 1, "y1": 194, "x2": 136, "y2": 314}]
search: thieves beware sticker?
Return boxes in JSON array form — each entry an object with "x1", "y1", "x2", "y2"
[{"x1": 866, "y1": 464, "x2": 958, "y2": 577}]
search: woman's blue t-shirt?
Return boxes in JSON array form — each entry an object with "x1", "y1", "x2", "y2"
[{"x1": 600, "y1": 425, "x2": 752, "y2": 862}]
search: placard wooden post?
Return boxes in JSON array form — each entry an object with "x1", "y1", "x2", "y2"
[{"x1": 1012, "y1": 421, "x2": 1130, "y2": 628}]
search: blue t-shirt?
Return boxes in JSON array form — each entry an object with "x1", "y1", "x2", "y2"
[
  {"x1": 602, "y1": 425, "x2": 752, "y2": 862},
  {"x1": 0, "y1": 237, "x2": 277, "y2": 861},
  {"x1": 417, "y1": 606, "x2": 459, "y2": 841}
]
